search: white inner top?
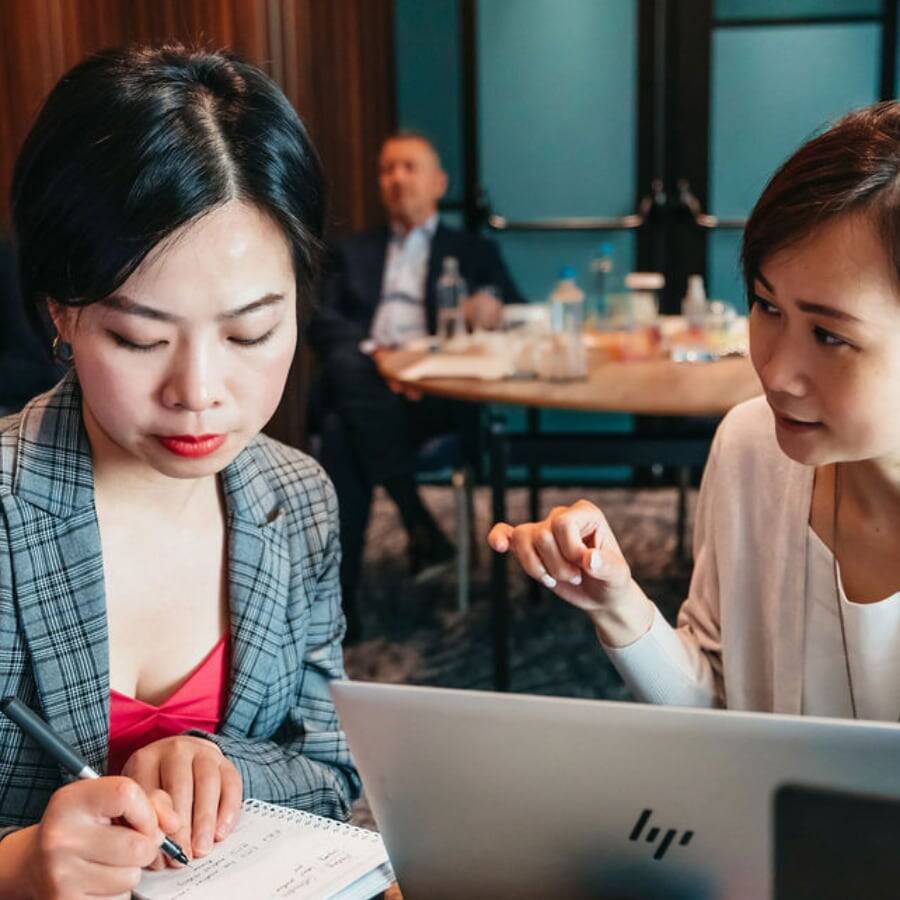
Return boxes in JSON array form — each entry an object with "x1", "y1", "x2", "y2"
[
  {"x1": 803, "y1": 526, "x2": 900, "y2": 721},
  {"x1": 603, "y1": 526, "x2": 900, "y2": 722}
]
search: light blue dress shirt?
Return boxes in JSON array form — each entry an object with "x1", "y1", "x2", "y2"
[{"x1": 367, "y1": 214, "x2": 439, "y2": 348}]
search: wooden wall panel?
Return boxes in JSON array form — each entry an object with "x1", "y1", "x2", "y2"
[
  {"x1": 0, "y1": 1, "x2": 64, "y2": 216},
  {"x1": 0, "y1": 0, "x2": 396, "y2": 448},
  {"x1": 56, "y1": 0, "x2": 129, "y2": 68},
  {"x1": 306, "y1": 0, "x2": 396, "y2": 234},
  {"x1": 126, "y1": 0, "x2": 269, "y2": 63},
  {"x1": 1, "y1": 0, "x2": 395, "y2": 234}
]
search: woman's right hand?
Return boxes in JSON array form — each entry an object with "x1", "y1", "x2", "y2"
[
  {"x1": 487, "y1": 499, "x2": 655, "y2": 646},
  {"x1": 7, "y1": 776, "x2": 179, "y2": 899}
]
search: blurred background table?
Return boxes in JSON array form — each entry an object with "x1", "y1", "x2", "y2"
[
  {"x1": 376, "y1": 346, "x2": 762, "y2": 690},
  {"x1": 376, "y1": 345, "x2": 760, "y2": 416}
]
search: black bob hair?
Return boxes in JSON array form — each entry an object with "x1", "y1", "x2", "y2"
[{"x1": 12, "y1": 43, "x2": 325, "y2": 341}]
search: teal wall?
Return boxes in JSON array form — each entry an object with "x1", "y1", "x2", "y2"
[
  {"x1": 476, "y1": 0, "x2": 637, "y2": 463},
  {"x1": 396, "y1": 0, "x2": 638, "y2": 304},
  {"x1": 395, "y1": 0, "x2": 891, "y2": 310},
  {"x1": 707, "y1": 21, "x2": 881, "y2": 308},
  {"x1": 477, "y1": 0, "x2": 637, "y2": 303},
  {"x1": 394, "y1": 0, "x2": 464, "y2": 205},
  {"x1": 716, "y1": 0, "x2": 881, "y2": 18}
]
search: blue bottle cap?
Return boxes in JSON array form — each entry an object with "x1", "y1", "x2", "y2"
[{"x1": 558, "y1": 265, "x2": 577, "y2": 280}]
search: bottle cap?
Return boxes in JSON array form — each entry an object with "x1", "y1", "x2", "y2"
[
  {"x1": 558, "y1": 265, "x2": 577, "y2": 280},
  {"x1": 625, "y1": 272, "x2": 665, "y2": 290}
]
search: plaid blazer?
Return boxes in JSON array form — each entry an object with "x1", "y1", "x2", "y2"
[{"x1": 0, "y1": 373, "x2": 360, "y2": 835}]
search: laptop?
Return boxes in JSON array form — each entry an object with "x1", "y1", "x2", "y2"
[{"x1": 331, "y1": 681, "x2": 900, "y2": 900}]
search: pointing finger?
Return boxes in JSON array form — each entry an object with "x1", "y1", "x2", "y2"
[{"x1": 488, "y1": 522, "x2": 514, "y2": 553}]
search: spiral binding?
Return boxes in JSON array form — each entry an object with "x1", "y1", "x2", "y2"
[{"x1": 243, "y1": 798, "x2": 381, "y2": 843}]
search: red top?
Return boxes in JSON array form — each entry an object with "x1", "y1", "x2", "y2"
[{"x1": 107, "y1": 634, "x2": 231, "y2": 775}]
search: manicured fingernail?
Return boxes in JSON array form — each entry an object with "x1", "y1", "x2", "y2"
[
  {"x1": 540, "y1": 573, "x2": 557, "y2": 588},
  {"x1": 569, "y1": 573, "x2": 582, "y2": 586},
  {"x1": 196, "y1": 834, "x2": 212, "y2": 856},
  {"x1": 590, "y1": 550, "x2": 603, "y2": 573},
  {"x1": 155, "y1": 830, "x2": 165, "y2": 845}
]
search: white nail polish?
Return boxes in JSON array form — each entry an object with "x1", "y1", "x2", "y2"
[
  {"x1": 540, "y1": 573, "x2": 557, "y2": 588},
  {"x1": 570, "y1": 574, "x2": 582, "y2": 586},
  {"x1": 590, "y1": 550, "x2": 602, "y2": 573}
]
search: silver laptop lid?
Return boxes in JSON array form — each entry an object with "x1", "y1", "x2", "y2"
[{"x1": 332, "y1": 680, "x2": 900, "y2": 900}]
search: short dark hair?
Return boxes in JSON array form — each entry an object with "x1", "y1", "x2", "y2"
[
  {"x1": 742, "y1": 101, "x2": 900, "y2": 302},
  {"x1": 381, "y1": 129, "x2": 443, "y2": 167},
  {"x1": 12, "y1": 44, "x2": 325, "y2": 341}
]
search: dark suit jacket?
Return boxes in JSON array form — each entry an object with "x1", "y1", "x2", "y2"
[
  {"x1": 308, "y1": 222, "x2": 523, "y2": 358},
  {"x1": 0, "y1": 237, "x2": 61, "y2": 410}
]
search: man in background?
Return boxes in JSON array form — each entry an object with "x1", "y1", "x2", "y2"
[{"x1": 309, "y1": 131, "x2": 522, "y2": 637}]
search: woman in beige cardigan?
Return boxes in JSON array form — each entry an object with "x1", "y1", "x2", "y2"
[{"x1": 490, "y1": 101, "x2": 900, "y2": 721}]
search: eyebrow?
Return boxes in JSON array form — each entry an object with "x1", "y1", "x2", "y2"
[
  {"x1": 753, "y1": 273, "x2": 863, "y2": 324},
  {"x1": 99, "y1": 292, "x2": 286, "y2": 323}
]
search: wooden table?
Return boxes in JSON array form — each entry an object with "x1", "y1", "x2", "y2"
[
  {"x1": 377, "y1": 346, "x2": 762, "y2": 690},
  {"x1": 377, "y1": 347, "x2": 761, "y2": 416}
]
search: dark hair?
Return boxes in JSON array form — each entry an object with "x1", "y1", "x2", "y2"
[
  {"x1": 742, "y1": 101, "x2": 900, "y2": 302},
  {"x1": 12, "y1": 44, "x2": 325, "y2": 341}
]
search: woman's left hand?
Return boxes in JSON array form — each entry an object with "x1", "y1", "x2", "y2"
[{"x1": 121, "y1": 735, "x2": 243, "y2": 868}]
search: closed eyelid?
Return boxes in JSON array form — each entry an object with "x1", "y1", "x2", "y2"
[{"x1": 229, "y1": 325, "x2": 278, "y2": 346}]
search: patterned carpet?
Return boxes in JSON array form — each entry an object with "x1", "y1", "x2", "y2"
[{"x1": 343, "y1": 484, "x2": 697, "y2": 698}]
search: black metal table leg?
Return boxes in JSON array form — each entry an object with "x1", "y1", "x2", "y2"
[
  {"x1": 489, "y1": 416, "x2": 510, "y2": 692},
  {"x1": 527, "y1": 407, "x2": 540, "y2": 521},
  {"x1": 526, "y1": 407, "x2": 542, "y2": 606},
  {"x1": 677, "y1": 465, "x2": 690, "y2": 561}
]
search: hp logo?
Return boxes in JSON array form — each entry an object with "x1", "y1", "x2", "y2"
[{"x1": 629, "y1": 809, "x2": 694, "y2": 861}]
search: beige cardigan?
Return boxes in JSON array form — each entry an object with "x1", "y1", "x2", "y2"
[{"x1": 605, "y1": 395, "x2": 816, "y2": 713}]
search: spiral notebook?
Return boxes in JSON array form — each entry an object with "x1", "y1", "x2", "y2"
[{"x1": 134, "y1": 799, "x2": 394, "y2": 900}]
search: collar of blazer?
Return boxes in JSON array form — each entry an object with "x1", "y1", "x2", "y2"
[{"x1": 9, "y1": 369, "x2": 282, "y2": 527}]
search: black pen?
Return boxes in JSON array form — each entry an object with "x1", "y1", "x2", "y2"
[{"x1": 0, "y1": 696, "x2": 190, "y2": 866}]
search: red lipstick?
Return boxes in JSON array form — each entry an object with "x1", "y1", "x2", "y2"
[{"x1": 156, "y1": 434, "x2": 226, "y2": 458}]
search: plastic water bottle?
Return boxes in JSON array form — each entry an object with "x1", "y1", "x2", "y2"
[
  {"x1": 435, "y1": 256, "x2": 467, "y2": 346},
  {"x1": 546, "y1": 266, "x2": 586, "y2": 380},
  {"x1": 682, "y1": 274, "x2": 708, "y2": 332},
  {"x1": 588, "y1": 243, "x2": 615, "y2": 324}
]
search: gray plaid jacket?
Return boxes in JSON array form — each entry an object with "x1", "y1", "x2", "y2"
[{"x1": 0, "y1": 373, "x2": 360, "y2": 834}]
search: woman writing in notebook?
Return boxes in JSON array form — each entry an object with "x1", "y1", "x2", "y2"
[
  {"x1": 0, "y1": 46, "x2": 360, "y2": 897},
  {"x1": 491, "y1": 102, "x2": 900, "y2": 720}
]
